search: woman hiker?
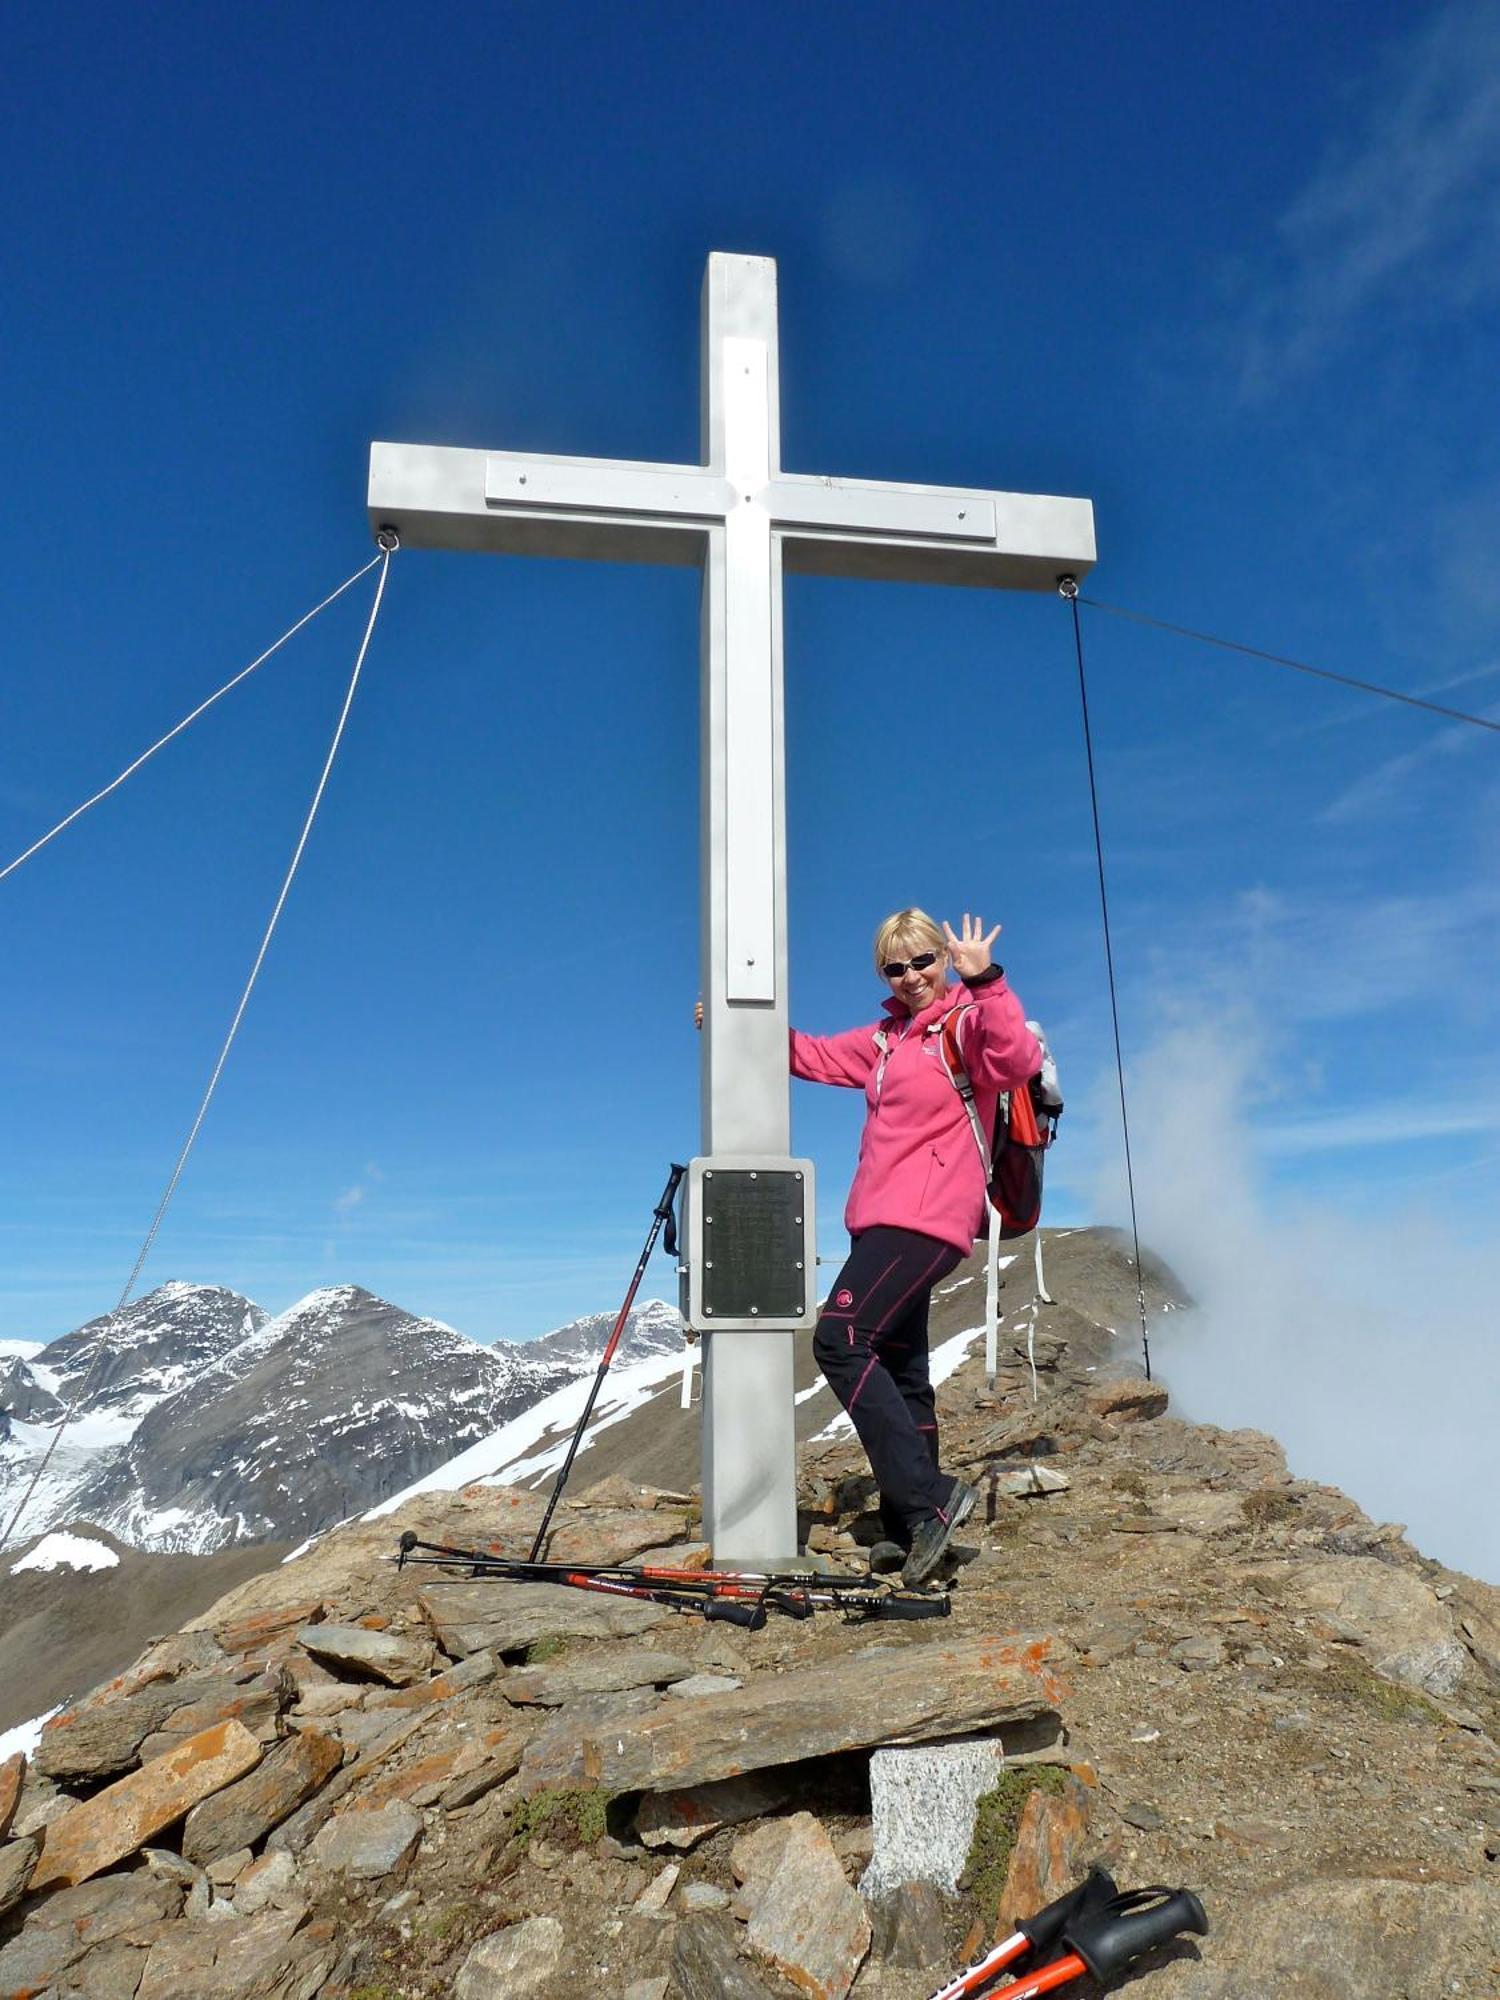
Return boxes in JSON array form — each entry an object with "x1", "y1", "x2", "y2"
[{"x1": 790, "y1": 909, "x2": 1042, "y2": 1586}]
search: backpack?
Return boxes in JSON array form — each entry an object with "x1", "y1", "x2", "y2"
[{"x1": 939, "y1": 1010, "x2": 1063, "y2": 1238}]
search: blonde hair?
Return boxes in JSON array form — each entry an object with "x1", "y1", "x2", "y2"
[{"x1": 873, "y1": 907, "x2": 946, "y2": 975}]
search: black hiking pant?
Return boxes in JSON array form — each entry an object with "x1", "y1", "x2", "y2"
[{"x1": 812, "y1": 1226, "x2": 963, "y2": 1541}]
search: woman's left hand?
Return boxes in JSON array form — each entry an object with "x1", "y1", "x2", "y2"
[{"x1": 944, "y1": 913, "x2": 1001, "y2": 979}]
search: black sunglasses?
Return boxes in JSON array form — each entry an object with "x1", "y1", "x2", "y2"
[{"x1": 882, "y1": 951, "x2": 940, "y2": 980}]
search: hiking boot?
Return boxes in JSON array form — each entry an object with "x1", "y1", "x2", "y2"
[
  {"x1": 902, "y1": 1480, "x2": 978, "y2": 1586},
  {"x1": 868, "y1": 1539, "x2": 907, "y2": 1575}
]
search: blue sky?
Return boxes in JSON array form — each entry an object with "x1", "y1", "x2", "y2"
[{"x1": 4, "y1": 0, "x2": 1498, "y2": 1368}]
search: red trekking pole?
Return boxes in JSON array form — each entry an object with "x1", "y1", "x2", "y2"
[
  {"x1": 527, "y1": 1163, "x2": 686, "y2": 1561},
  {"x1": 928, "y1": 1877, "x2": 1206, "y2": 2000}
]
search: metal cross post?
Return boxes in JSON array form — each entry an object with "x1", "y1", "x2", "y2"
[{"x1": 368, "y1": 251, "x2": 1094, "y2": 1565}]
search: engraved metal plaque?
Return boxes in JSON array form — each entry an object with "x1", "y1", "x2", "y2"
[{"x1": 684, "y1": 1155, "x2": 815, "y2": 1332}]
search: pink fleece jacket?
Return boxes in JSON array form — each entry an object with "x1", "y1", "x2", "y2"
[{"x1": 790, "y1": 976, "x2": 1042, "y2": 1254}]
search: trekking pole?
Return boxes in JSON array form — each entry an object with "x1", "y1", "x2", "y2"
[
  {"x1": 527, "y1": 1163, "x2": 686, "y2": 1561},
  {"x1": 927, "y1": 1878, "x2": 1205, "y2": 2000},
  {"x1": 927, "y1": 1868, "x2": 1117, "y2": 2000},
  {"x1": 396, "y1": 1534, "x2": 952, "y2": 1623},
  {"x1": 1000, "y1": 1887, "x2": 1209, "y2": 2000}
]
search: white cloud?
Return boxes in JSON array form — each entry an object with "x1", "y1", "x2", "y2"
[
  {"x1": 331, "y1": 1185, "x2": 365, "y2": 1216},
  {"x1": 1258, "y1": 1098, "x2": 1500, "y2": 1156},
  {"x1": 1090, "y1": 1010, "x2": 1499, "y2": 1583},
  {"x1": 1238, "y1": 2, "x2": 1500, "y2": 394},
  {"x1": 1318, "y1": 696, "x2": 1500, "y2": 824}
]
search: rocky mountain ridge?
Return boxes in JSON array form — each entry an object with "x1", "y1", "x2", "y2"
[
  {"x1": 0, "y1": 1227, "x2": 1495, "y2": 1997},
  {"x1": 0, "y1": 1286, "x2": 686, "y2": 1557}
]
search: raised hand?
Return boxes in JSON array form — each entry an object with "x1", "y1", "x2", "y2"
[{"x1": 943, "y1": 913, "x2": 1001, "y2": 979}]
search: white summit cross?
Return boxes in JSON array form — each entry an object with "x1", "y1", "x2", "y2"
[{"x1": 368, "y1": 252, "x2": 1095, "y2": 1564}]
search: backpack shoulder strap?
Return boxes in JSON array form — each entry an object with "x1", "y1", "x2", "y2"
[{"x1": 938, "y1": 1004, "x2": 992, "y2": 1173}]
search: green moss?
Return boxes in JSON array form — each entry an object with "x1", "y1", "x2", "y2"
[
  {"x1": 510, "y1": 1785, "x2": 610, "y2": 1849},
  {"x1": 410, "y1": 1904, "x2": 476, "y2": 1944},
  {"x1": 962, "y1": 1766, "x2": 1069, "y2": 1916},
  {"x1": 523, "y1": 1634, "x2": 569, "y2": 1665},
  {"x1": 1315, "y1": 1653, "x2": 1447, "y2": 1726}
]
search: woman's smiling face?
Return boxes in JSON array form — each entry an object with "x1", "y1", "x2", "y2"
[{"x1": 882, "y1": 939, "x2": 949, "y2": 1013}]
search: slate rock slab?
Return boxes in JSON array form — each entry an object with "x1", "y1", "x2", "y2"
[
  {"x1": 0, "y1": 1832, "x2": 39, "y2": 1918},
  {"x1": 519, "y1": 1632, "x2": 1061, "y2": 1796},
  {"x1": 417, "y1": 1580, "x2": 666, "y2": 1658},
  {"x1": 214, "y1": 1596, "x2": 326, "y2": 1657},
  {"x1": 746, "y1": 1813, "x2": 871, "y2": 2000},
  {"x1": 134, "y1": 1905, "x2": 336, "y2": 2000},
  {"x1": 455, "y1": 1915, "x2": 568, "y2": 1998},
  {"x1": 673, "y1": 1912, "x2": 780, "y2": 1999},
  {"x1": 34, "y1": 1673, "x2": 234, "y2": 1783},
  {"x1": 307, "y1": 1798, "x2": 423, "y2": 1878},
  {"x1": 502, "y1": 1647, "x2": 695, "y2": 1705},
  {"x1": 869, "y1": 1880, "x2": 952, "y2": 1970},
  {"x1": 30, "y1": 1719, "x2": 265, "y2": 1891},
  {"x1": 0, "y1": 1751, "x2": 24, "y2": 1840},
  {"x1": 0, "y1": 1871, "x2": 184, "y2": 1994},
  {"x1": 996, "y1": 1776, "x2": 1092, "y2": 1938},
  {"x1": 181, "y1": 1726, "x2": 343, "y2": 1864},
  {"x1": 637, "y1": 1769, "x2": 794, "y2": 1851},
  {"x1": 296, "y1": 1622, "x2": 435, "y2": 1686},
  {"x1": 1083, "y1": 1378, "x2": 1169, "y2": 1422},
  {"x1": 544, "y1": 1507, "x2": 691, "y2": 1564}
]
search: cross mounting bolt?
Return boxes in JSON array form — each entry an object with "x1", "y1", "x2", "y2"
[
  {"x1": 376, "y1": 525, "x2": 401, "y2": 552},
  {"x1": 1057, "y1": 573, "x2": 1079, "y2": 600}
]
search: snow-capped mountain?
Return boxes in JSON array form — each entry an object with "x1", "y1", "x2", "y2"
[
  {"x1": 0, "y1": 1285, "x2": 686, "y2": 1556},
  {"x1": 522, "y1": 1296, "x2": 685, "y2": 1369},
  {"x1": 0, "y1": 1285, "x2": 264, "y2": 1425}
]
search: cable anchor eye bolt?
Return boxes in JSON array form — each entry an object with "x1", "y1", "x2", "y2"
[
  {"x1": 375, "y1": 525, "x2": 401, "y2": 553},
  {"x1": 1057, "y1": 573, "x2": 1079, "y2": 601}
]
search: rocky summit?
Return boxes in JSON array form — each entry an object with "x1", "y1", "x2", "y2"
[{"x1": 0, "y1": 1229, "x2": 1496, "y2": 1996}]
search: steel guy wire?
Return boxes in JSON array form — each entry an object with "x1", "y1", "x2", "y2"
[
  {"x1": 0, "y1": 538, "x2": 397, "y2": 1553},
  {"x1": 1060, "y1": 577, "x2": 1153, "y2": 1382},
  {"x1": 0, "y1": 549, "x2": 387, "y2": 886},
  {"x1": 1079, "y1": 596, "x2": 1500, "y2": 735}
]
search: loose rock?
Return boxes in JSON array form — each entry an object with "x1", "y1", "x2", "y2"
[
  {"x1": 30, "y1": 1719, "x2": 265, "y2": 1892},
  {"x1": 1084, "y1": 1378, "x2": 1169, "y2": 1423},
  {"x1": 454, "y1": 1915, "x2": 567, "y2": 1999},
  {"x1": 296, "y1": 1622, "x2": 435, "y2": 1686},
  {"x1": 637, "y1": 1769, "x2": 794, "y2": 1851},
  {"x1": 0, "y1": 1751, "x2": 24, "y2": 1839},
  {"x1": 996, "y1": 1776, "x2": 1092, "y2": 1936},
  {"x1": 746, "y1": 1811, "x2": 871, "y2": 2000},
  {"x1": 0, "y1": 1832, "x2": 39, "y2": 1918},
  {"x1": 673, "y1": 1911, "x2": 780, "y2": 1999},
  {"x1": 307, "y1": 1798, "x2": 423, "y2": 1878},
  {"x1": 181, "y1": 1726, "x2": 343, "y2": 1864}
]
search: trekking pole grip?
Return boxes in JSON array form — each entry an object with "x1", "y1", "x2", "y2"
[
  {"x1": 1016, "y1": 1866, "x2": 1118, "y2": 1962},
  {"x1": 1064, "y1": 1886, "x2": 1208, "y2": 1982}
]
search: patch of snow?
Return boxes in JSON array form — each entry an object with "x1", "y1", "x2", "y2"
[
  {"x1": 0, "y1": 1339, "x2": 45, "y2": 1362},
  {"x1": 12, "y1": 1530, "x2": 120, "y2": 1574},
  {"x1": 0, "y1": 1705, "x2": 63, "y2": 1761},
  {"x1": 364, "y1": 1344, "x2": 689, "y2": 1520},
  {"x1": 281, "y1": 1536, "x2": 316, "y2": 1565}
]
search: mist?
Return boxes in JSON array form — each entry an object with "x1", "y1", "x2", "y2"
[{"x1": 1088, "y1": 1015, "x2": 1498, "y2": 1587}]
